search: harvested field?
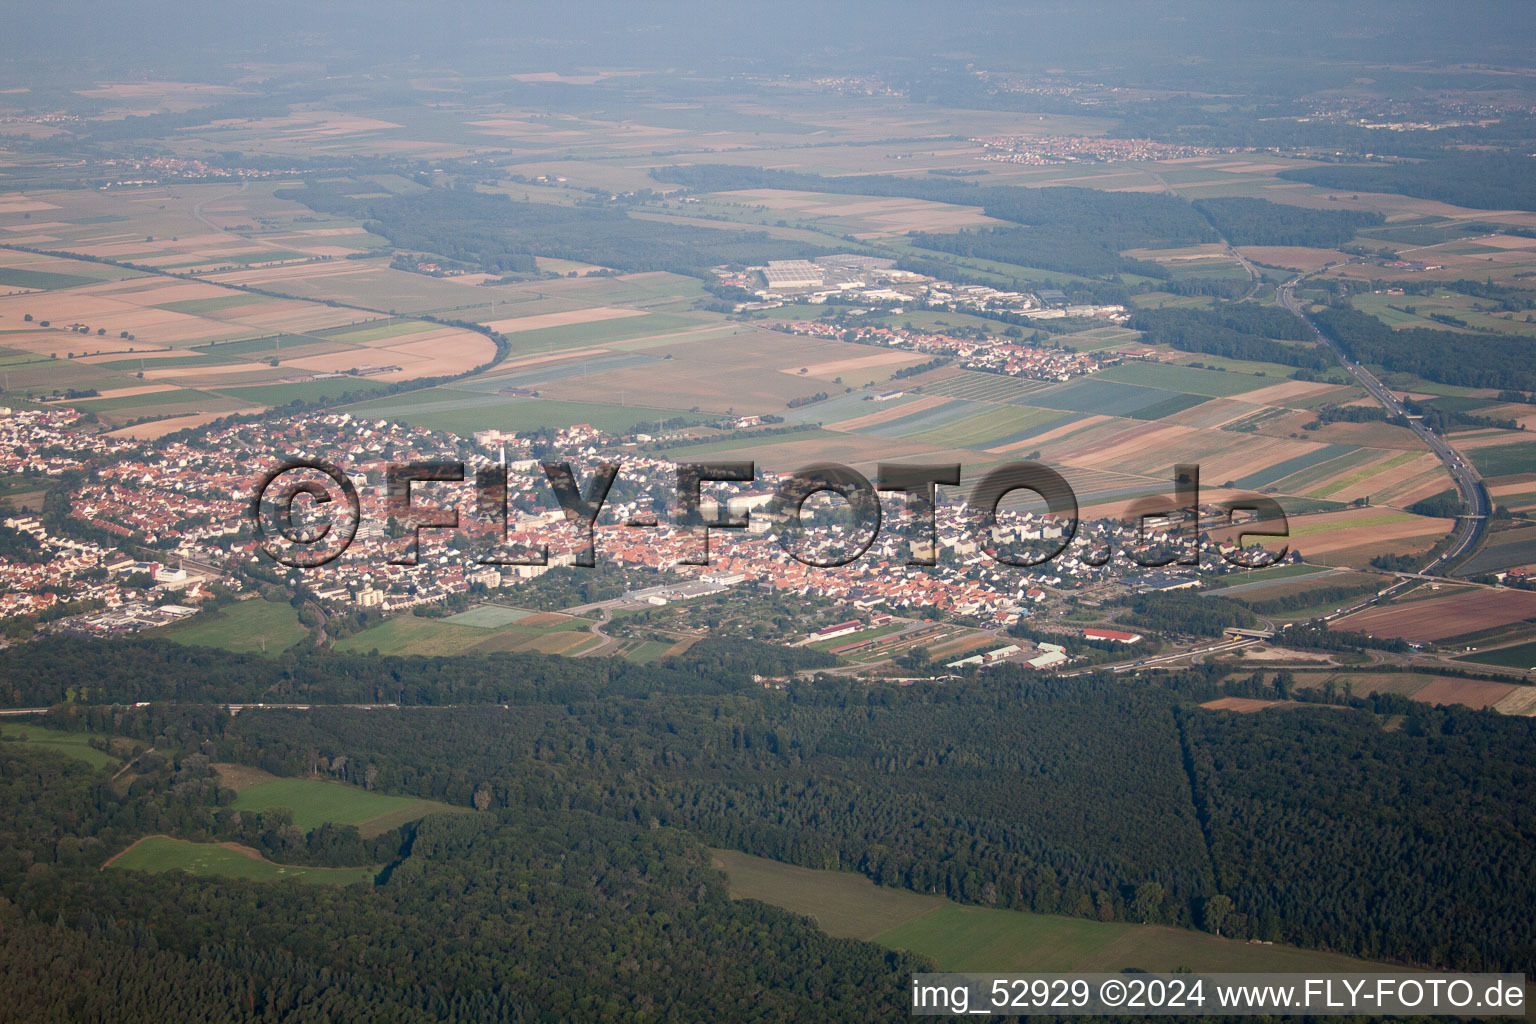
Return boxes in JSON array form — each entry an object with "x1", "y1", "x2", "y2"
[
  {"x1": 1236, "y1": 379, "x2": 1351, "y2": 406},
  {"x1": 1233, "y1": 246, "x2": 1351, "y2": 271},
  {"x1": 106, "y1": 409, "x2": 264, "y2": 438},
  {"x1": 483, "y1": 306, "x2": 648, "y2": 333},
  {"x1": 1200, "y1": 697, "x2": 1283, "y2": 712},
  {"x1": 790, "y1": 350, "x2": 924, "y2": 379},
  {"x1": 1494, "y1": 688, "x2": 1536, "y2": 715},
  {"x1": 1332, "y1": 589, "x2": 1536, "y2": 643},
  {"x1": 1409, "y1": 678, "x2": 1518, "y2": 708},
  {"x1": 1269, "y1": 508, "x2": 1452, "y2": 557}
]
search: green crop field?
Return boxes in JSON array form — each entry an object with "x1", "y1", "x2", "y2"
[
  {"x1": 72, "y1": 387, "x2": 220, "y2": 412},
  {"x1": 713, "y1": 849, "x2": 1397, "y2": 974},
  {"x1": 97, "y1": 354, "x2": 237, "y2": 371},
  {"x1": 908, "y1": 406, "x2": 1062, "y2": 450},
  {"x1": 1454, "y1": 641, "x2": 1536, "y2": 671},
  {"x1": 159, "y1": 599, "x2": 309, "y2": 655},
  {"x1": 215, "y1": 378, "x2": 391, "y2": 407},
  {"x1": 196, "y1": 333, "x2": 328, "y2": 356},
  {"x1": 1470, "y1": 442, "x2": 1536, "y2": 479},
  {"x1": 1096, "y1": 362, "x2": 1271, "y2": 398},
  {"x1": 318, "y1": 319, "x2": 440, "y2": 344},
  {"x1": 154, "y1": 295, "x2": 274, "y2": 316},
  {"x1": 0, "y1": 723, "x2": 118, "y2": 769},
  {"x1": 109, "y1": 836, "x2": 377, "y2": 885},
  {"x1": 914, "y1": 372, "x2": 1052, "y2": 404},
  {"x1": 230, "y1": 777, "x2": 456, "y2": 834},
  {"x1": 0, "y1": 267, "x2": 103, "y2": 290}
]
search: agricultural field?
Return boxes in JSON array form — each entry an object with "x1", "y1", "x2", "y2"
[
  {"x1": 1454, "y1": 640, "x2": 1536, "y2": 672},
  {"x1": 712, "y1": 849, "x2": 1392, "y2": 974},
  {"x1": 1284, "y1": 671, "x2": 1534, "y2": 713},
  {"x1": 1331, "y1": 588, "x2": 1536, "y2": 644},
  {"x1": 0, "y1": 247, "x2": 494, "y2": 425},
  {"x1": 157, "y1": 598, "x2": 309, "y2": 655},
  {"x1": 106, "y1": 836, "x2": 377, "y2": 885},
  {"x1": 1470, "y1": 441, "x2": 1536, "y2": 479},
  {"x1": 1456, "y1": 523, "x2": 1536, "y2": 578},
  {"x1": 1209, "y1": 568, "x2": 1382, "y2": 607},
  {"x1": 337, "y1": 388, "x2": 707, "y2": 436}
]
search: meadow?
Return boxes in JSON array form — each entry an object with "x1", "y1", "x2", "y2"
[
  {"x1": 712, "y1": 849, "x2": 1393, "y2": 974},
  {"x1": 158, "y1": 598, "x2": 309, "y2": 655},
  {"x1": 0, "y1": 723, "x2": 119, "y2": 769},
  {"x1": 334, "y1": 608, "x2": 597, "y2": 658},
  {"x1": 107, "y1": 836, "x2": 377, "y2": 885},
  {"x1": 228, "y1": 776, "x2": 458, "y2": 835}
]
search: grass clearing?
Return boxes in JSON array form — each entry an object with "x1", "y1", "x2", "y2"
[
  {"x1": 0, "y1": 723, "x2": 118, "y2": 769},
  {"x1": 159, "y1": 599, "x2": 308, "y2": 655},
  {"x1": 108, "y1": 836, "x2": 377, "y2": 885},
  {"x1": 333, "y1": 615, "x2": 487, "y2": 656},
  {"x1": 713, "y1": 849, "x2": 1394, "y2": 973},
  {"x1": 230, "y1": 777, "x2": 458, "y2": 834}
]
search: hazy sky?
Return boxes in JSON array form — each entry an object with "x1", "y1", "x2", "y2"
[{"x1": 5, "y1": 2, "x2": 1534, "y2": 79}]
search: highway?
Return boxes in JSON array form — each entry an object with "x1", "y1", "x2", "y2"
[
  {"x1": 1276, "y1": 269, "x2": 1491, "y2": 579},
  {"x1": 1061, "y1": 636, "x2": 1261, "y2": 678}
]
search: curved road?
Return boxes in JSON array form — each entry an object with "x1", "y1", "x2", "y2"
[{"x1": 1276, "y1": 269, "x2": 1490, "y2": 590}]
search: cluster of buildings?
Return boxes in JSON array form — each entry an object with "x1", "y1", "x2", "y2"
[
  {"x1": 773, "y1": 319, "x2": 1101, "y2": 382},
  {"x1": 970, "y1": 135, "x2": 1230, "y2": 165},
  {"x1": 0, "y1": 405, "x2": 1265, "y2": 651},
  {"x1": 731, "y1": 257, "x2": 1125, "y2": 324}
]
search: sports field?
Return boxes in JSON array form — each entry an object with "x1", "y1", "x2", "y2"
[{"x1": 107, "y1": 836, "x2": 377, "y2": 885}]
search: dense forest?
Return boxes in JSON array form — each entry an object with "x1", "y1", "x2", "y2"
[
  {"x1": 1192, "y1": 197, "x2": 1384, "y2": 247},
  {"x1": 3, "y1": 637, "x2": 1534, "y2": 995},
  {"x1": 654, "y1": 164, "x2": 1299, "y2": 278},
  {"x1": 1312, "y1": 304, "x2": 1536, "y2": 391},
  {"x1": 279, "y1": 182, "x2": 827, "y2": 276},
  {"x1": 1181, "y1": 703, "x2": 1536, "y2": 968},
  {"x1": 1121, "y1": 591, "x2": 1258, "y2": 636},
  {"x1": 0, "y1": 742, "x2": 921, "y2": 1022},
  {"x1": 652, "y1": 164, "x2": 1409, "y2": 281},
  {"x1": 1278, "y1": 152, "x2": 1536, "y2": 213},
  {"x1": 1125, "y1": 305, "x2": 1333, "y2": 372},
  {"x1": 909, "y1": 225, "x2": 1169, "y2": 279}
]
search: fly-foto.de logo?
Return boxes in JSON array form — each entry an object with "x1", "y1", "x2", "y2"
[{"x1": 249, "y1": 458, "x2": 1290, "y2": 571}]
